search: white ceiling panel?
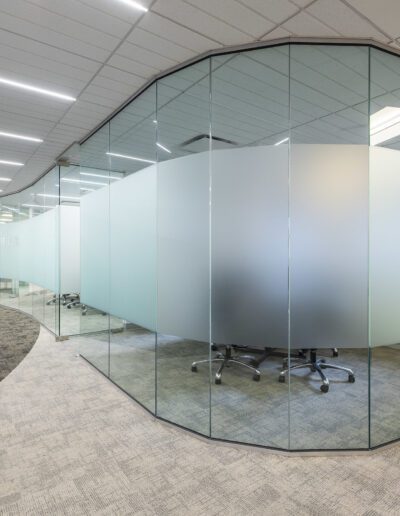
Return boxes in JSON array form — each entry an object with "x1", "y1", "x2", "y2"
[
  {"x1": 0, "y1": 0, "x2": 399, "y2": 195},
  {"x1": 307, "y1": 0, "x2": 390, "y2": 41},
  {"x1": 282, "y1": 11, "x2": 340, "y2": 37},
  {"x1": 239, "y1": 0, "x2": 299, "y2": 25},
  {"x1": 345, "y1": 0, "x2": 400, "y2": 40}
]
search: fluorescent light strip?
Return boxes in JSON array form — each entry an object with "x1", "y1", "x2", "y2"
[
  {"x1": 106, "y1": 152, "x2": 155, "y2": 164},
  {"x1": 118, "y1": 0, "x2": 148, "y2": 12},
  {"x1": 22, "y1": 203, "x2": 56, "y2": 209},
  {"x1": 274, "y1": 137, "x2": 289, "y2": 146},
  {"x1": 61, "y1": 178, "x2": 108, "y2": 186},
  {"x1": 0, "y1": 77, "x2": 76, "y2": 102},
  {"x1": 156, "y1": 142, "x2": 171, "y2": 154},
  {"x1": 0, "y1": 131, "x2": 43, "y2": 143},
  {"x1": 2, "y1": 205, "x2": 19, "y2": 213},
  {"x1": 81, "y1": 172, "x2": 121, "y2": 180},
  {"x1": 0, "y1": 160, "x2": 23, "y2": 167},
  {"x1": 370, "y1": 106, "x2": 400, "y2": 146},
  {"x1": 34, "y1": 193, "x2": 80, "y2": 201},
  {"x1": 0, "y1": 177, "x2": 12, "y2": 181}
]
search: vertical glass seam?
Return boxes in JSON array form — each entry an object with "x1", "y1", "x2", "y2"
[
  {"x1": 367, "y1": 45, "x2": 371, "y2": 450},
  {"x1": 287, "y1": 42, "x2": 292, "y2": 452},
  {"x1": 208, "y1": 56, "x2": 212, "y2": 439}
]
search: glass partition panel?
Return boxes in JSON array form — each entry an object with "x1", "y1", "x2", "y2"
[
  {"x1": 289, "y1": 44, "x2": 369, "y2": 450},
  {"x1": 369, "y1": 47, "x2": 400, "y2": 447},
  {"x1": 77, "y1": 125, "x2": 111, "y2": 375},
  {"x1": 156, "y1": 59, "x2": 211, "y2": 434},
  {"x1": 0, "y1": 168, "x2": 59, "y2": 333},
  {"x1": 210, "y1": 46, "x2": 290, "y2": 448},
  {"x1": 108, "y1": 85, "x2": 157, "y2": 412}
]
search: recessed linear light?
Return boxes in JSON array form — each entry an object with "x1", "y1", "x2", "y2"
[
  {"x1": 0, "y1": 77, "x2": 76, "y2": 102},
  {"x1": 118, "y1": 0, "x2": 148, "y2": 12},
  {"x1": 0, "y1": 160, "x2": 23, "y2": 167},
  {"x1": 370, "y1": 106, "x2": 400, "y2": 146},
  {"x1": 22, "y1": 203, "x2": 55, "y2": 209},
  {"x1": 33, "y1": 193, "x2": 80, "y2": 201},
  {"x1": 80, "y1": 172, "x2": 121, "y2": 180},
  {"x1": 106, "y1": 152, "x2": 155, "y2": 164},
  {"x1": 0, "y1": 131, "x2": 43, "y2": 143},
  {"x1": 274, "y1": 137, "x2": 289, "y2": 146},
  {"x1": 156, "y1": 142, "x2": 171, "y2": 154},
  {"x1": 0, "y1": 177, "x2": 12, "y2": 181},
  {"x1": 61, "y1": 178, "x2": 108, "y2": 187}
]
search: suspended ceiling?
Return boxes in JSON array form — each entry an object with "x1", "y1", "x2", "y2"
[{"x1": 0, "y1": 0, "x2": 399, "y2": 195}]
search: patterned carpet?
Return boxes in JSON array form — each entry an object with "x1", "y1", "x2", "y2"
[
  {"x1": 0, "y1": 305, "x2": 40, "y2": 381},
  {"x1": 1, "y1": 313, "x2": 400, "y2": 514}
]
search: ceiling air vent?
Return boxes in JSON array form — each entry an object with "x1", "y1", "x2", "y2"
[{"x1": 180, "y1": 134, "x2": 237, "y2": 153}]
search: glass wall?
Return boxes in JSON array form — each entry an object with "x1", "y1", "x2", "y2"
[{"x1": 2, "y1": 42, "x2": 400, "y2": 451}]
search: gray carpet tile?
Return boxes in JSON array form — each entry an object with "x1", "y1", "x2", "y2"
[
  {"x1": 1, "y1": 321, "x2": 400, "y2": 515},
  {"x1": 0, "y1": 305, "x2": 40, "y2": 382}
]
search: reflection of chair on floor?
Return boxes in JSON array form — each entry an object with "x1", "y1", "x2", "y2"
[
  {"x1": 191, "y1": 344, "x2": 262, "y2": 384},
  {"x1": 278, "y1": 348, "x2": 355, "y2": 393}
]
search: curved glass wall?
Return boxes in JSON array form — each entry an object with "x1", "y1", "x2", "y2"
[{"x1": 2, "y1": 42, "x2": 400, "y2": 451}]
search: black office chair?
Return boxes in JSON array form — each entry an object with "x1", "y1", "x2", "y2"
[
  {"x1": 278, "y1": 348, "x2": 355, "y2": 393},
  {"x1": 191, "y1": 344, "x2": 262, "y2": 384}
]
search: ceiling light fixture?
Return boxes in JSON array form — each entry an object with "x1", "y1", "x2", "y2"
[
  {"x1": 106, "y1": 152, "x2": 156, "y2": 164},
  {"x1": 156, "y1": 142, "x2": 171, "y2": 154},
  {"x1": 22, "y1": 203, "x2": 55, "y2": 209},
  {"x1": 61, "y1": 178, "x2": 108, "y2": 187},
  {"x1": 0, "y1": 177, "x2": 12, "y2": 181},
  {"x1": 0, "y1": 131, "x2": 43, "y2": 143},
  {"x1": 33, "y1": 193, "x2": 80, "y2": 201},
  {"x1": 370, "y1": 106, "x2": 400, "y2": 146},
  {"x1": 274, "y1": 137, "x2": 289, "y2": 146},
  {"x1": 0, "y1": 160, "x2": 23, "y2": 167},
  {"x1": 118, "y1": 0, "x2": 148, "y2": 12},
  {"x1": 0, "y1": 77, "x2": 76, "y2": 102},
  {"x1": 80, "y1": 172, "x2": 121, "y2": 180}
]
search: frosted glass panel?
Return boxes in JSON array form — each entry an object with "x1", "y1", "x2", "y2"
[
  {"x1": 290, "y1": 144, "x2": 368, "y2": 349},
  {"x1": 109, "y1": 165, "x2": 156, "y2": 331},
  {"x1": 157, "y1": 153, "x2": 209, "y2": 341},
  {"x1": 0, "y1": 207, "x2": 59, "y2": 293},
  {"x1": 210, "y1": 46, "x2": 290, "y2": 449},
  {"x1": 211, "y1": 146, "x2": 289, "y2": 347},
  {"x1": 80, "y1": 186, "x2": 110, "y2": 314}
]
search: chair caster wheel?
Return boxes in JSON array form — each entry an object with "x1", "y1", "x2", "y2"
[
  {"x1": 191, "y1": 365, "x2": 197, "y2": 372},
  {"x1": 348, "y1": 374, "x2": 355, "y2": 383},
  {"x1": 253, "y1": 374, "x2": 260, "y2": 382},
  {"x1": 215, "y1": 377, "x2": 221, "y2": 385},
  {"x1": 320, "y1": 384, "x2": 329, "y2": 393},
  {"x1": 278, "y1": 375, "x2": 285, "y2": 383}
]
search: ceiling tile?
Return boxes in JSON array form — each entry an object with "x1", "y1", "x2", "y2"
[
  {"x1": 183, "y1": 0, "x2": 275, "y2": 37},
  {"x1": 238, "y1": 0, "x2": 299, "y2": 24},
  {"x1": 345, "y1": 0, "x2": 400, "y2": 39},
  {"x1": 282, "y1": 11, "x2": 341, "y2": 37},
  {"x1": 152, "y1": 0, "x2": 254, "y2": 45},
  {"x1": 307, "y1": 0, "x2": 390, "y2": 41}
]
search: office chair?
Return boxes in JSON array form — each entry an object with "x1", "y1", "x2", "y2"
[
  {"x1": 191, "y1": 344, "x2": 262, "y2": 384},
  {"x1": 278, "y1": 348, "x2": 355, "y2": 393}
]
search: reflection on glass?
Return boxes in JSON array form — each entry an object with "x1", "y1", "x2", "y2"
[
  {"x1": 108, "y1": 86, "x2": 157, "y2": 412},
  {"x1": 210, "y1": 46, "x2": 290, "y2": 448},
  {"x1": 289, "y1": 45, "x2": 369, "y2": 450},
  {"x1": 1, "y1": 43, "x2": 400, "y2": 452},
  {"x1": 156, "y1": 59, "x2": 211, "y2": 435},
  {"x1": 370, "y1": 48, "x2": 400, "y2": 447}
]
